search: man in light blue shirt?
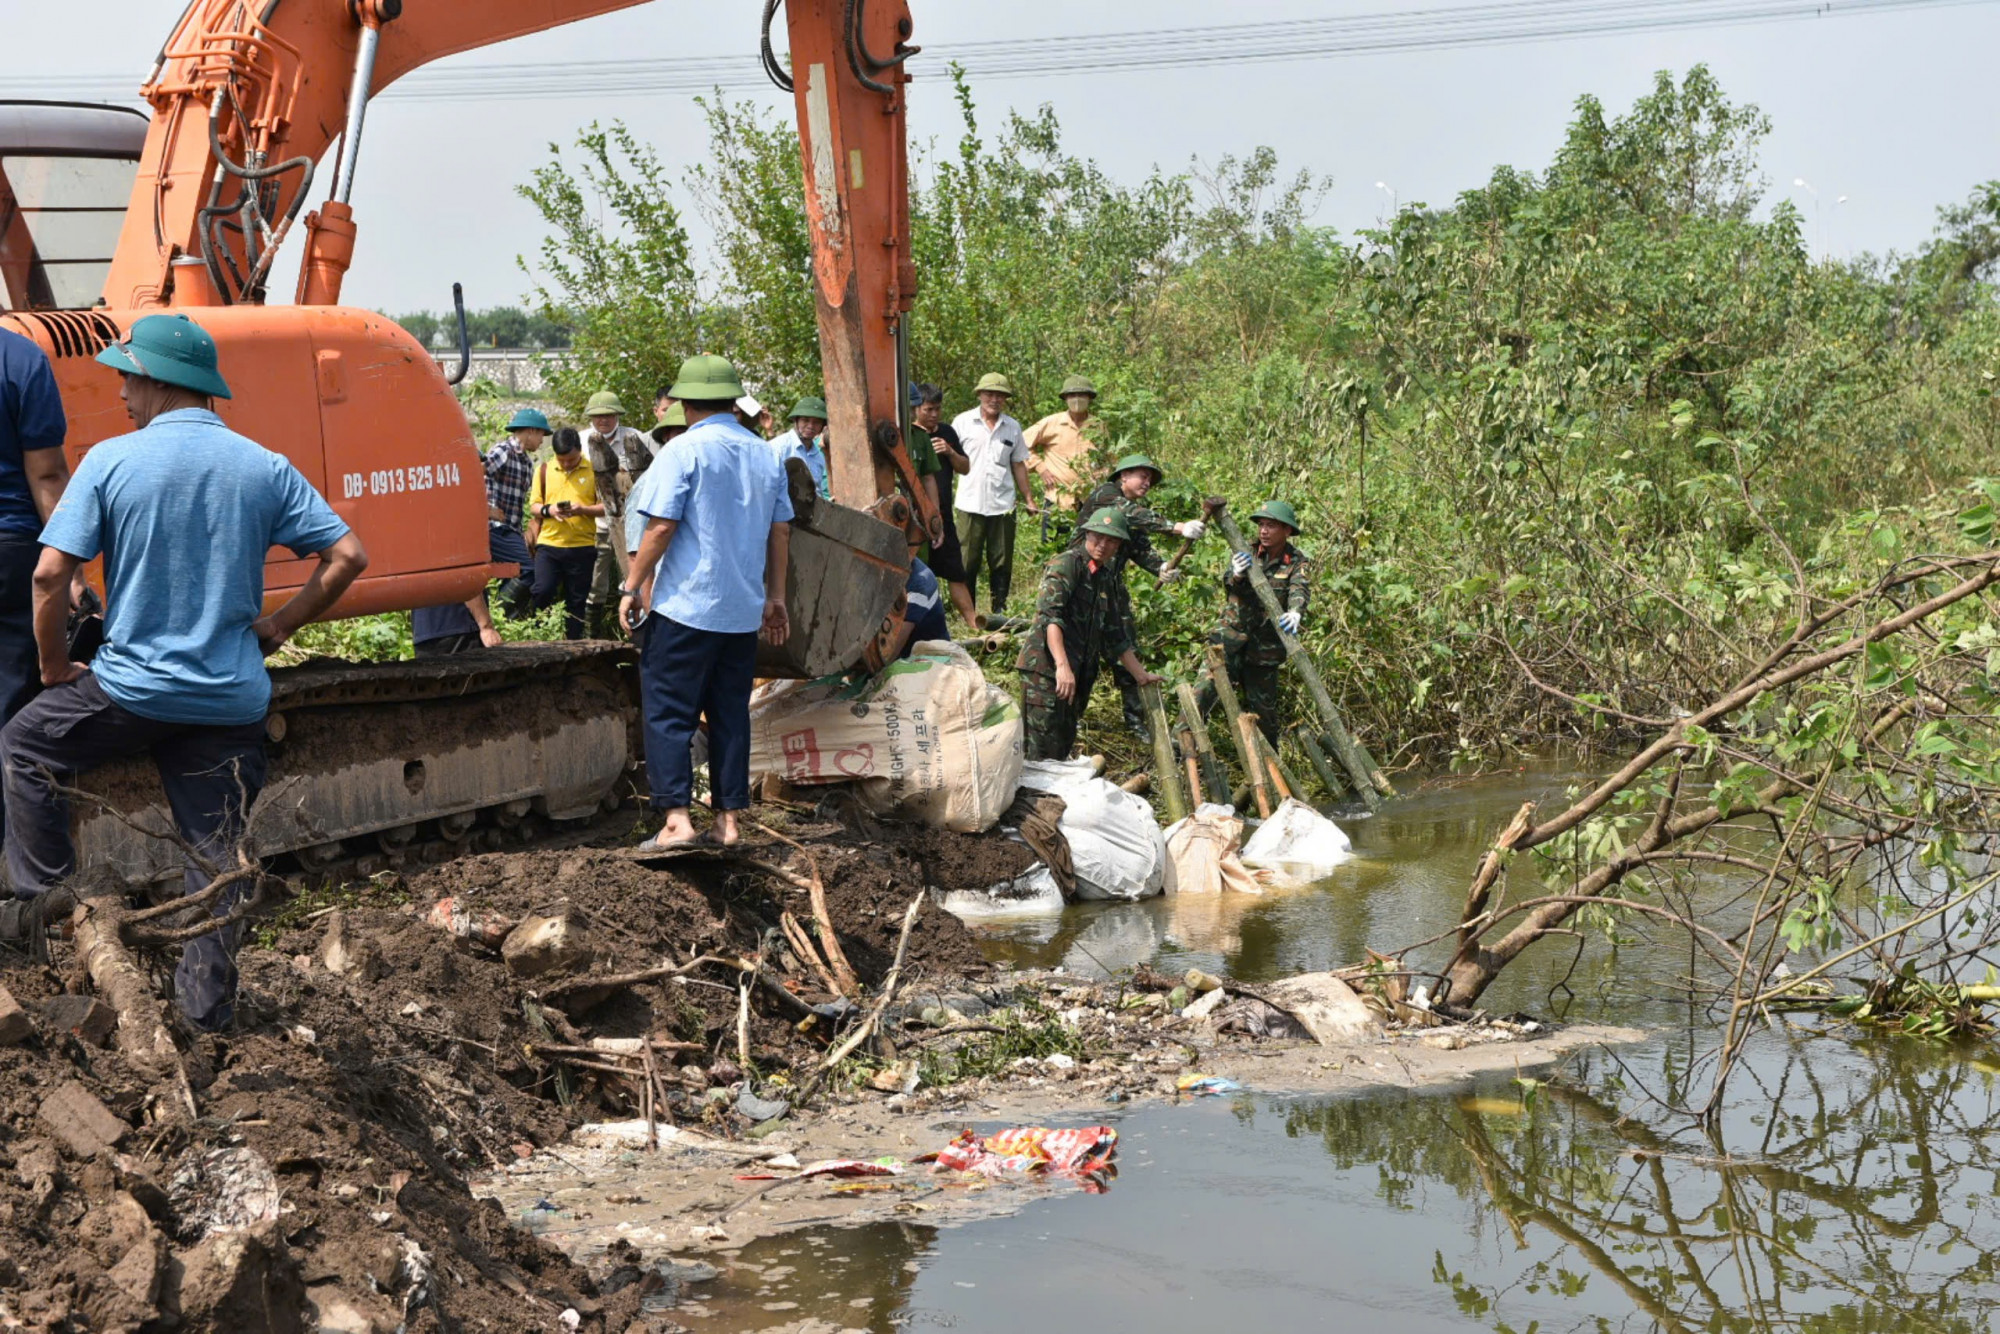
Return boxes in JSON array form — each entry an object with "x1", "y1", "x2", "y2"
[
  {"x1": 0, "y1": 313, "x2": 367, "y2": 1029},
  {"x1": 621, "y1": 354, "x2": 792, "y2": 849},
  {"x1": 770, "y1": 395, "x2": 830, "y2": 498}
]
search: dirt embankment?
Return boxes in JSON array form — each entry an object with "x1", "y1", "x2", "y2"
[{"x1": 0, "y1": 816, "x2": 1009, "y2": 1333}]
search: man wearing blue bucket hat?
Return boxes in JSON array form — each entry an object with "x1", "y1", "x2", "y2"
[{"x1": 0, "y1": 313, "x2": 368, "y2": 1030}]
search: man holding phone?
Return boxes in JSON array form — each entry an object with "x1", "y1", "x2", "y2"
[{"x1": 527, "y1": 426, "x2": 602, "y2": 640}]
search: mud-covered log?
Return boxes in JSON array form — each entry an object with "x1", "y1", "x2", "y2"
[{"x1": 71, "y1": 894, "x2": 181, "y2": 1078}]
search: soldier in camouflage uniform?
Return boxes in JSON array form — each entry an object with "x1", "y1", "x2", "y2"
[
  {"x1": 1201, "y1": 500, "x2": 1310, "y2": 745},
  {"x1": 1067, "y1": 453, "x2": 1207, "y2": 739},
  {"x1": 1019, "y1": 507, "x2": 1166, "y2": 762}
]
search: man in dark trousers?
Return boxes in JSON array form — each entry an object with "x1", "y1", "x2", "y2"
[
  {"x1": 1068, "y1": 452, "x2": 1206, "y2": 740},
  {"x1": 1016, "y1": 507, "x2": 1163, "y2": 762},
  {"x1": 0, "y1": 314, "x2": 366, "y2": 1028},
  {"x1": 1202, "y1": 500, "x2": 1311, "y2": 745},
  {"x1": 621, "y1": 354, "x2": 792, "y2": 849},
  {"x1": 0, "y1": 326, "x2": 75, "y2": 857}
]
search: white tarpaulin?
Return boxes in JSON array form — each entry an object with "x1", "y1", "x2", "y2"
[
  {"x1": 1018, "y1": 758, "x2": 1167, "y2": 901},
  {"x1": 748, "y1": 643, "x2": 1023, "y2": 833}
]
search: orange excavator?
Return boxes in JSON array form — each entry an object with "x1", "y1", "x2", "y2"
[{"x1": 0, "y1": 0, "x2": 938, "y2": 881}]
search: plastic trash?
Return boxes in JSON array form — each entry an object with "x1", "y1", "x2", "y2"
[
  {"x1": 1239, "y1": 798, "x2": 1354, "y2": 887},
  {"x1": 936, "y1": 865, "x2": 1066, "y2": 921},
  {"x1": 1018, "y1": 758, "x2": 1167, "y2": 900},
  {"x1": 736, "y1": 1089, "x2": 790, "y2": 1123},
  {"x1": 737, "y1": 1157, "x2": 905, "y2": 1181},
  {"x1": 929, "y1": 1126, "x2": 1118, "y2": 1192},
  {"x1": 425, "y1": 895, "x2": 514, "y2": 947},
  {"x1": 1175, "y1": 1073, "x2": 1242, "y2": 1097}
]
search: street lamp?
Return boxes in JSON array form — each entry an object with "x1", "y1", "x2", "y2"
[{"x1": 1374, "y1": 180, "x2": 1397, "y2": 221}]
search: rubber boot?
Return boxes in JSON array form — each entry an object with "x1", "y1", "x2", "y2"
[{"x1": 1121, "y1": 685, "x2": 1151, "y2": 745}]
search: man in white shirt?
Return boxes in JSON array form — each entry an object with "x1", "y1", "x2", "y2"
[{"x1": 950, "y1": 372, "x2": 1038, "y2": 617}]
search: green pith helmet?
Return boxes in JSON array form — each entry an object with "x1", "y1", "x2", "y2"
[
  {"x1": 667, "y1": 353, "x2": 747, "y2": 403},
  {"x1": 585, "y1": 390, "x2": 624, "y2": 417},
  {"x1": 507, "y1": 408, "x2": 552, "y2": 433},
  {"x1": 1249, "y1": 499, "x2": 1301, "y2": 534},
  {"x1": 1080, "y1": 506, "x2": 1132, "y2": 542},
  {"x1": 94, "y1": 313, "x2": 232, "y2": 399},
  {"x1": 648, "y1": 403, "x2": 687, "y2": 443},
  {"x1": 973, "y1": 372, "x2": 1014, "y2": 397},
  {"x1": 1059, "y1": 374, "x2": 1097, "y2": 398},
  {"x1": 790, "y1": 395, "x2": 829, "y2": 421},
  {"x1": 1112, "y1": 452, "x2": 1163, "y2": 483}
]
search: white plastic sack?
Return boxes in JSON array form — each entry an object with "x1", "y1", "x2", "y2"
[
  {"x1": 1239, "y1": 798, "x2": 1353, "y2": 888},
  {"x1": 936, "y1": 865, "x2": 1066, "y2": 921},
  {"x1": 1018, "y1": 759, "x2": 1167, "y2": 901},
  {"x1": 749, "y1": 643, "x2": 1023, "y2": 833}
]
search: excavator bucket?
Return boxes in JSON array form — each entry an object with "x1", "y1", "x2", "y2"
[{"x1": 757, "y1": 461, "x2": 910, "y2": 679}]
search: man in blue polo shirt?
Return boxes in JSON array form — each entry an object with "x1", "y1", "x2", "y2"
[
  {"x1": 620, "y1": 354, "x2": 792, "y2": 849},
  {"x1": 0, "y1": 314, "x2": 367, "y2": 1029},
  {"x1": 0, "y1": 328, "x2": 76, "y2": 852}
]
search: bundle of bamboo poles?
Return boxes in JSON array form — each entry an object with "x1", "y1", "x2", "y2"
[{"x1": 1134, "y1": 502, "x2": 1398, "y2": 819}]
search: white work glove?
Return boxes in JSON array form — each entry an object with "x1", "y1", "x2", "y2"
[
  {"x1": 1278, "y1": 611, "x2": 1302, "y2": 636},
  {"x1": 1158, "y1": 568, "x2": 1183, "y2": 585},
  {"x1": 1178, "y1": 520, "x2": 1207, "y2": 541},
  {"x1": 1230, "y1": 550, "x2": 1253, "y2": 577}
]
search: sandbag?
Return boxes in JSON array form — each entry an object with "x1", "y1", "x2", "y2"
[
  {"x1": 1163, "y1": 804, "x2": 1267, "y2": 895},
  {"x1": 1018, "y1": 759, "x2": 1166, "y2": 901},
  {"x1": 935, "y1": 865, "x2": 1067, "y2": 922},
  {"x1": 1239, "y1": 798, "x2": 1353, "y2": 887},
  {"x1": 748, "y1": 643, "x2": 1023, "y2": 833}
]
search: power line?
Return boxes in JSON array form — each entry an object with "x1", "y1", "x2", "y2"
[{"x1": 2, "y1": 0, "x2": 1990, "y2": 104}]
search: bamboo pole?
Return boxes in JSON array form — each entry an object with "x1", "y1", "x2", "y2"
[
  {"x1": 1255, "y1": 729, "x2": 1307, "y2": 804},
  {"x1": 1203, "y1": 646, "x2": 1269, "y2": 815},
  {"x1": 1233, "y1": 712, "x2": 1274, "y2": 818},
  {"x1": 1176, "y1": 681, "x2": 1231, "y2": 803},
  {"x1": 1139, "y1": 682, "x2": 1187, "y2": 823},
  {"x1": 1246, "y1": 719, "x2": 1293, "y2": 801},
  {"x1": 1213, "y1": 506, "x2": 1391, "y2": 807},
  {"x1": 1176, "y1": 719, "x2": 1205, "y2": 808},
  {"x1": 1297, "y1": 730, "x2": 1350, "y2": 801}
]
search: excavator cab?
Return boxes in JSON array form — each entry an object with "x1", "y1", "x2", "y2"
[{"x1": 0, "y1": 102, "x2": 145, "y2": 312}]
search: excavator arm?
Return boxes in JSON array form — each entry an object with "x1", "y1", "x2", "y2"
[
  {"x1": 103, "y1": 0, "x2": 941, "y2": 542},
  {"x1": 104, "y1": 0, "x2": 652, "y2": 310}
]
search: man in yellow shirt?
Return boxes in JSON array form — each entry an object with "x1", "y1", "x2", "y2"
[
  {"x1": 1023, "y1": 375, "x2": 1102, "y2": 512},
  {"x1": 527, "y1": 427, "x2": 604, "y2": 639}
]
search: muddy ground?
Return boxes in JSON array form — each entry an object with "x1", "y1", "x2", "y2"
[
  {"x1": 0, "y1": 813, "x2": 1023, "y2": 1333},
  {"x1": 0, "y1": 803, "x2": 1628, "y2": 1333}
]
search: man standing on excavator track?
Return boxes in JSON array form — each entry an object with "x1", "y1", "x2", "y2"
[
  {"x1": 621, "y1": 355, "x2": 792, "y2": 849},
  {"x1": 0, "y1": 314, "x2": 367, "y2": 1029}
]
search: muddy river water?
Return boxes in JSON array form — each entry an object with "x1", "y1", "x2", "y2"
[{"x1": 591, "y1": 764, "x2": 2000, "y2": 1331}]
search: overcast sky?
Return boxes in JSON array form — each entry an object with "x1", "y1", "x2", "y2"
[{"x1": 16, "y1": 0, "x2": 2000, "y2": 312}]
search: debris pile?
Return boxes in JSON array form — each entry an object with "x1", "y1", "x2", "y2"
[{"x1": 0, "y1": 817, "x2": 1009, "y2": 1332}]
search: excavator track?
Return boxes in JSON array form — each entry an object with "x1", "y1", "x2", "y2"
[{"x1": 74, "y1": 642, "x2": 640, "y2": 885}]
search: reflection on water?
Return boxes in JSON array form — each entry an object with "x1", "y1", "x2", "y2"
[
  {"x1": 676, "y1": 765, "x2": 2000, "y2": 1331},
  {"x1": 685, "y1": 1037, "x2": 2000, "y2": 1332},
  {"x1": 977, "y1": 761, "x2": 1649, "y2": 1019}
]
